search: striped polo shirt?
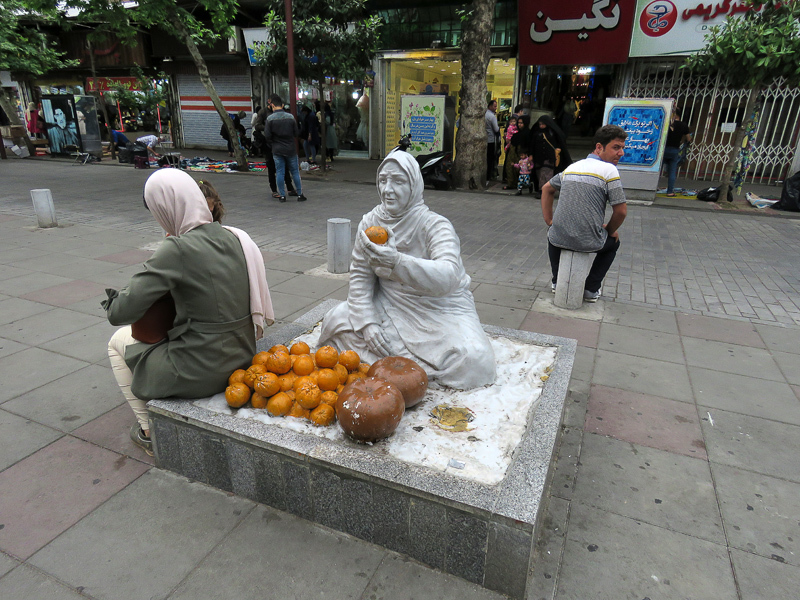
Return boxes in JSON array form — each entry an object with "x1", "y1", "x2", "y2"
[{"x1": 547, "y1": 154, "x2": 626, "y2": 252}]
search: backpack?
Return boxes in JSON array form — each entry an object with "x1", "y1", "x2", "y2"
[{"x1": 696, "y1": 186, "x2": 733, "y2": 202}]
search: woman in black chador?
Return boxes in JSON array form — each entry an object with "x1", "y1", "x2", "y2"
[{"x1": 531, "y1": 115, "x2": 571, "y2": 197}]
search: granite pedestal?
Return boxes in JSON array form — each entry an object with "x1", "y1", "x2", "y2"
[{"x1": 148, "y1": 300, "x2": 576, "y2": 599}]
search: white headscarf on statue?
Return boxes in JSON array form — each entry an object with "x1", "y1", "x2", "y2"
[
  {"x1": 143, "y1": 170, "x2": 273, "y2": 337},
  {"x1": 370, "y1": 149, "x2": 429, "y2": 242}
]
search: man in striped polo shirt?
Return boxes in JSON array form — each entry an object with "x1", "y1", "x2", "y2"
[{"x1": 540, "y1": 125, "x2": 628, "y2": 303}]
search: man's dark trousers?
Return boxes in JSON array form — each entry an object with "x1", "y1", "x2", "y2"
[{"x1": 548, "y1": 235, "x2": 620, "y2": 293}]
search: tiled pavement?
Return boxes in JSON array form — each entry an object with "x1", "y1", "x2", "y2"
[{"x1": 0, "y1": 156, "x2": 799, "y2": 599}]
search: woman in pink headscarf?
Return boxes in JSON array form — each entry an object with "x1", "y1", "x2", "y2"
[{"x1": 104, "y1": 169, "x2": 273, "y2": 454}]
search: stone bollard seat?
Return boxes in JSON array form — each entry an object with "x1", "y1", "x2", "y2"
[{"x1": 554, "y1": 250, "x2": 596, "y2": 309}]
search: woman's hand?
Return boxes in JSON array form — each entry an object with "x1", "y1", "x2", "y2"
[
  {"x1": 362, "y1": 323, "x2": 395, "y2": 357},
  {"x1": 357, "y1": 229, "x2": 399, "y2": 272}
]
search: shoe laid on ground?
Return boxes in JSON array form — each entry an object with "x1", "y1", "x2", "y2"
[
  {"x1": 309, "y1": 164, "x2": 320, "y2": 171},
  {"x1": 130, "y1": 424, "x2": 153, "y2": 456},
  {"x1": 288, "y1": 190, "x2": 298, "y2": 196},
  {"x1": 297, "y1": 194, "x2": 308, "y2": 201},
  {"x1": 279, "y1": 196, "x2": 286, "y2": 202},
  {"x1": 583, "y1": 289, "x2": 601, "y2": 303}
]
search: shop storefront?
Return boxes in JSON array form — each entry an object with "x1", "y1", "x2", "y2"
[{"x1": 376, "y1": 51, "x2": 518, "y2": 158}]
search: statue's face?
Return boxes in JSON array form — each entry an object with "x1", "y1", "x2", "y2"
[
  {"x1": 54, "y1": 108, "x2": 67, "y2": 128},
  {"x1": 378, "y1": 162, "x2": 412, "y2": 216}
]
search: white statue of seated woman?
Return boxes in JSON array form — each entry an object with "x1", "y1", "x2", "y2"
[{"x1": 318, "y1": 150, "x2": 496, "y2": 389}]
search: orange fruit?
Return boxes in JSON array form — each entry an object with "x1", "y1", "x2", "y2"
[
  {"x1": 321, "y1": 390, "x2": 339, "y2": 406},
  {"x1": 296, "y1": 381, "x2": 322, "y2": 409},
  {"x1": 333, "y1": 363, "x2": 349, "y2": 385},
  {"x1": 225, "y1": 383, "x2": 250, "y2": 408},
  {"x1": 306, "y1": 370, "x2": 320, "y2": 386},
  {"x1": 347, "y1": 371, "x2": 367, "y2": 385},
  {"x1": 365, "y1": 225, "x2": 389, "y2": 245},
  {"x1": 293, "y1": 375, "x2": 314, "y2": 392},
  {"x1": 266, "y1": 351, "x2": 292, "y2": 375},
  {"x1": 285, "y1": 390, "x2": 296, "y2": 401},
  {"x1": 270, "y1": 344, "x2": 289, "y2": 354},
  {"x1": 278, "y1": 371, "x2": 297, "y2": 392},
  {"x1": 244, "y1": 364, "x2": 267, "y2": 388},
  {"x1": 310, "y1": 403, "x2": 335, "y2": 426},
  {"x1": 228, "y1": 369, "x2": 247, "y2": 386},
  {"x1": 293, "y1": 354, "x2": 315, "y2": 376},
  {"x1": 287, "y1": 401, "x2": 310, "y2": 420},
  {"x1": 336, "y1": 383, "x2": 345, "y2": 394},
  {"x1": 358, "y1": 362, "x2": 371, "y2": 374},
  {"x1": 266, "y1": 392, "x2": 292, "y2": 417},
  {"x1": 315, "y1": 345, "x2": 339, "y2": 369},
  {"x1": 317, "y1": 368, "x2": 339, "y2": 391},
  {"x1": 252, "y1": 351, "x2": 271, "y2": 367},
  {"x1": 290, "y1": 341, "x2": 310, "y2": 355},
  {"x1": 251, "y1": 391, "x2": 268, "y2": 409},
  {"x1": 338, "y1": 350, "x2": 360, "y2": 372},
  {"x1": 254, "y1": 372, "x2": 281, "y2": 397}
]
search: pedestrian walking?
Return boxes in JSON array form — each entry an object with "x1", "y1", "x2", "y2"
[{"x1": 264, "y1": 94, "x2": 307, "y2": 202}]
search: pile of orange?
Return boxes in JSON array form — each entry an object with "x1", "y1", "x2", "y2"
[{"x1": 224, "y1": 342, "x2": 371, "y2": 427}]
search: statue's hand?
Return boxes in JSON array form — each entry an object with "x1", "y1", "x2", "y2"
[
  {"x1": 362, "y1": 323, "x2": 395, "y2": 357},
  {"x1": 358, "y1": 229, "x2": 399, "y2": 272}
]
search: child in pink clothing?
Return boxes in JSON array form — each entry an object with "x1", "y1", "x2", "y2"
[{"x1": 514, "y1": 152, "x2": 533, "y2": 196}]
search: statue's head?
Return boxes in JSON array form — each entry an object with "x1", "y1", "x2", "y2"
[{"x1": 377, "y1": 150, "x2": 423, "y2": 218}]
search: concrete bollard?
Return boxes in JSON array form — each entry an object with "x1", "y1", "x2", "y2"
[
  {"x1": 327, "y1": 218, "x2": 351, "y2": 274},
  {"x1": 554, "y1": 250, "x2": 596, "y2": 309},
  {"x1": 30, "y1": 189, "x2": 58, "y2": 228}
]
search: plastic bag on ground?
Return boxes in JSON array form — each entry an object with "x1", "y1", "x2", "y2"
[{"x1": 773, "y1": 170, "x2": 800, "y2": 212}]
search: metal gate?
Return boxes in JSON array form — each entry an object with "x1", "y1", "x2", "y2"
[{"x1": 616, "y1": 58, "x2": 800, "y2": 185}]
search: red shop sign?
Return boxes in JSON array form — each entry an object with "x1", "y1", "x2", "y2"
[
  {"x1": 519, "y1": 0, "x2": 636, "y2": 66},
  {"x1": 86, "y1": 77, "x2": 142, "y2": 92}
]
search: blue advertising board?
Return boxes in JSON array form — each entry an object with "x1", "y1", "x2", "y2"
[{"x1": 603, "y1": 98, "x2": 672, "y2": 173}]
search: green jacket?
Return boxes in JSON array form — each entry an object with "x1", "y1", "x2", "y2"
[{"x1": 104, "y1": 223, "x2": 256, "y2": 400}]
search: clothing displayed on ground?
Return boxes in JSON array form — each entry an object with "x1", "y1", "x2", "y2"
[
  {"x1": 103, "y1": 170, "x2": 265, "y2": 402},
  {"x1": 318, "y1": 151, "x2": 496, "y2": 389},
  {"x1": 547, "y1": 154, "x2": 626, "y2": 253}
]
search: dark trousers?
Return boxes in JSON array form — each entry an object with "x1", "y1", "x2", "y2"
[
  {"x1": 548, "y1": 235, "x2": 620, "y2": 293},
  {"x1": 486, "y1": 141, "x2": 496, "y2": 181}
]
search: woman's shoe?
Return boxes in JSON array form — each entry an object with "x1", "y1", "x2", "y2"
[
  {"x1": 130, "y1": 424, "x2": 153, "y2": 456},
  {"x1": 272, "y1": 192, "x2": 281, "y2": 199}
]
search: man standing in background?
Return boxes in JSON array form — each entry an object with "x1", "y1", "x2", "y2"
[
  {"x1": 264, "y1": 94, "x2": 307, "y2": 203},
  {"x1": 485, "y1": 99, "x2": 499, "y2": 184}
]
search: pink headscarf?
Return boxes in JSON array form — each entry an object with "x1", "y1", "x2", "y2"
[{"x1": 143, "y1": 170, "x2": 273, "y2": 338}]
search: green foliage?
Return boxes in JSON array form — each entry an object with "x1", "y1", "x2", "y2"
[
  {"x1": 686, "y1": 0, "x2": 800, "y2": 89},
  {"x1": 111, "y1": 66, "x2": 168, "y2": 114},
  {"x1": 66, "y1": 0, "x2": 238, "y2": 45},
  {"x1": 0, "y1": 0, "x2": 78, "y2": 75},
  {"x1": 254, "y1": 0, "x2": 381, "y2": 82}
]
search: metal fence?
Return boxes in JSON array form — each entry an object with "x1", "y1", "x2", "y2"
[{"x1": 616, "y1": 58, "x2": 800, "y2": 186}]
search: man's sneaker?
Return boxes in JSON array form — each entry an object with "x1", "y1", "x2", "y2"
[
  {"x1": 551, "y1": 282, "x2": 556, "y2": 292},
  {"x1": 297, "y1": 194, "x2": 308, "y2": 202},
  {"x1": 130, "y1": 424, "x2": 153, "y2": 456},
  {"x1": 279, "y1": 196, "x2": 286, "y2": 202},
  {"x1": 583, "y1": 289, "x2": 601, "y2": 303}
]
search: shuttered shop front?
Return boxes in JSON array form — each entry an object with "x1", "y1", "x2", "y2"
[{"x1": 176, "y1": 73, "x2": 252, "y2": 148}]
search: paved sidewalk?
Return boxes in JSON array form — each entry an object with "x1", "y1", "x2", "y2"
[{"x1": 0, "y1": 158, "x2": 799, "y2": 599}]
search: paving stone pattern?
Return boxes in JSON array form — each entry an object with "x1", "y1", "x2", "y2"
[{"x1": 3, "y1": 160, "x2": 800, "y2": 325}]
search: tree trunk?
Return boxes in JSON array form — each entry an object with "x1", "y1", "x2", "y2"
[
  {"x1": 0, "y1": 87, "x2": 36, "y2": 156},
  {"x1": 719, "y1": 85, "x2": 761, "y2": 202},
  {"x1": 166, "y1": 7, "x2": 249, "y2": 171},
  {"x1": 87, "y1": 39, "x2": 115, "y2": 161},
  {"x1": 453, "y1": 0, "x2": 496, "y2": 190}
]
